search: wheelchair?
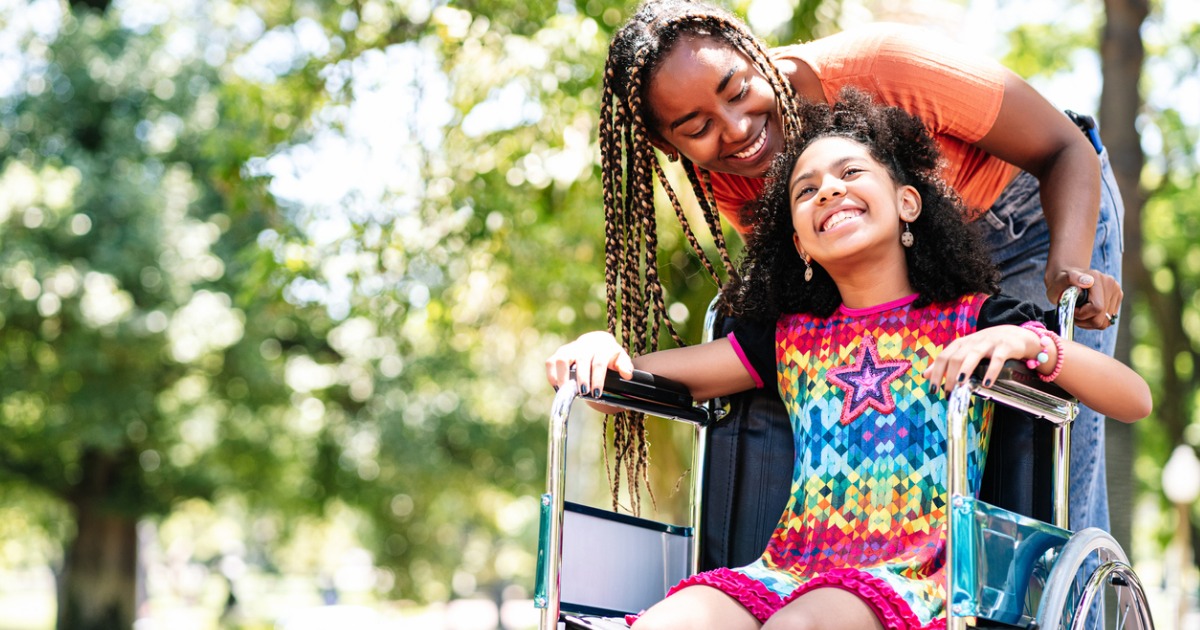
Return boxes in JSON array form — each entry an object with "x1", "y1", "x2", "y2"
[{"x1": 534, "y1": 287, "x2": 1153, "y2": 630}]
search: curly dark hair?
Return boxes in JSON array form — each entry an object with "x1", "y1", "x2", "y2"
[{"x1": 722, "y1": 89, "x2": 1000, "y2": 322}]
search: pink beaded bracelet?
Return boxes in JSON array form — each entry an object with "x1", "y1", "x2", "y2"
[
  {"x1": 1025, "y1": 332, "x2": 1052, "y2": 370},
  {"x1": 1020, "y1": 321, "x2": 1065, "y2": 382}
]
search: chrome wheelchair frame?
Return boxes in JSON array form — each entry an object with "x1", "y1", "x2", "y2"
[{"x1": 535, "y1": 287, "x2": 1153, "y2": 630}]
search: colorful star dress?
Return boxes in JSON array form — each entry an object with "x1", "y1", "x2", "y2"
[{"x1": 662, "y1": 293, "x2": 1043, "y2": 629}]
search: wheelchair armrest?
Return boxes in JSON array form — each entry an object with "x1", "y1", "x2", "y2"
[
  {"x1": 971, "y1": 360, "x2": 1076, "y2": 425},
  {"x1": 592, "y1": 369, "x2": 713, "y2": 425},
  {"x1": 974, "y1": 360, "x2": 1073, "y2": 400}
]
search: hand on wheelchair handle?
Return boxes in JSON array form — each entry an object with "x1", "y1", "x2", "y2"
[{"x1": 1047, "y1": 267, "x2": 1122, "y2": 331}]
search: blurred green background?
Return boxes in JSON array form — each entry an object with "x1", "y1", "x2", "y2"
[{"x1": 0, "y1": 0, "x2": 1197, "y2": 628}]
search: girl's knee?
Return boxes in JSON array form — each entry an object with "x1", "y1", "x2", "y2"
[
  {"x1": 629, "y1": 608, "x2": 713, "y2": 630},
  {"x1": 761, "y1": 613, "x2": 820, "y2": 630},
  {"x1": 765, "y1": 588, "x2": 883, "y2": 630},
  {"x1": 762, "y1": 609, "x2": 868, "y2": 630},
  {"x1": 629, "y1": 614, "x2": 683, "y2": 630},
  {"x1": 630, "y1": 585, "x2": 759, "y2": 630}
]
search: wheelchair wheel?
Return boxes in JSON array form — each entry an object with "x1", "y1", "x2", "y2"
[{"x1": 1036, "y1": 528, "x2": 1154, "y2": 630}]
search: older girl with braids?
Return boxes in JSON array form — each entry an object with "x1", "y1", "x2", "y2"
[
  {"x1": 598, "y1": 0, "x2": 1125, "y2": 535},
  {"x1": 549, "y1": 92, "x2": 1148, "y2": 630}
]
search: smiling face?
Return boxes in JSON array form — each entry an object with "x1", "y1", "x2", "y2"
[
  {"x1": 645, "y1": 35, "x2": 784, "y2": 178},
  {"x1": 788, "y1": 136, "x2": 921, "y2": 274}
]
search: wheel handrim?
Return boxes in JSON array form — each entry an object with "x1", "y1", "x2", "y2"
[{"x1": 1036, "y1": 528, "x2": 1154, "y2": 630}]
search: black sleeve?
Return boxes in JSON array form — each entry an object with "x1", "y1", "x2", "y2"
[
  {"x1": 978, "y1": 293, "x2": 1058, "y2": 331},
  {"x1": 974, "y1": 294, "x2": 1061, "y2": 525},
  {"x1": 726, "y1": 318, "x2": 775, "y2": 389}
]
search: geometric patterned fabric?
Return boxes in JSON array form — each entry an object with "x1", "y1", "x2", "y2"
[{"x1": 669, "y1": 293, "x2": 993, "y2": 629}]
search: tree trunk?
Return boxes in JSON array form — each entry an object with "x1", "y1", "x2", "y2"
[
  {"x1": 57, "y1": 503, "x2": 137, "y2": 630},
  {"x1": 56, "y1": 451, "x2": 139, "y2": 630},
  {"x1": 66, "y1": 0, "x2": 112, "y2": 13},
  {"x1": 1099, "y1": 0, "x2": 1148, "y2": 555}
]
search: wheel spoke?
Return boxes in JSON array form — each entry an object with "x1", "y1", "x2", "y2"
[
  {"x1": 1116, "y1": 601, "x2": 1130, "y2": 630},
  {"x1": 1036, "y1": 529, "x2": 1155, "y2": 630}
]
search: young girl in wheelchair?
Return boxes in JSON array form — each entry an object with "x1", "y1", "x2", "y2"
[{"x1": 544, "y1": 90, "x2": 1150, "y2": 630}]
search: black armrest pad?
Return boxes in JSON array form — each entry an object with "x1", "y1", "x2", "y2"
[{"x1": 602, "y1": 369, "x2": 694, "y2": 409}]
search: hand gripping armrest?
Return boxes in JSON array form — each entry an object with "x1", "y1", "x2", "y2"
[{"x1": 968, "y1": 285, "x2": 1082, "y2": 422}]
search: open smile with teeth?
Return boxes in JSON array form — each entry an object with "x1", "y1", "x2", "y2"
[
  {"x1": 821, "y1": 208, "x2": 864, "y2": 232},
  {"x1": 732, "y1": 126, "x2": 767, "y2": 160}
]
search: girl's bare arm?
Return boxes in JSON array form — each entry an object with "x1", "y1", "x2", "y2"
[
  {"x1": 925, "y1": 325, "x2": 1151, "y2": 423},
  {"x1": 546, "y1": 332, "x2": 758, "y2": 412}
]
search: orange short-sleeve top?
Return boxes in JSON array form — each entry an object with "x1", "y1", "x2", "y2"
[{"x1": 709, "y1": 23, "x2": 1019, "y2": 235}]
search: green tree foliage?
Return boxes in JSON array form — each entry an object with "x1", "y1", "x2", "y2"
[
  {"x1": 260, "y1": 0, "x2": 844, "y2": 601},
  {"x1": 0, "y1": 0, "x2": 361, "y2": 626},
  {"x1": 0, "y1": 0, "x2": 652, "y2": 618},
  {"x1": 1134, "y1": 15, "x2": 1200, "y2": 551},
  {"x1": 1001, "y1": 0, "x2": 1200, "y2": 557},
  {"x1": 1138, "y1": 104, "x2": 1200, "y2": 479},
  {"x1": 1005, "y1": 22, "x2": 1097, "y2": 79},
  {"x1": 252, "y1": 5, "x2": 622, "y2": 602},
  {"x1": 5, "y1": 0, "x2": 1197, "y2": 627}
]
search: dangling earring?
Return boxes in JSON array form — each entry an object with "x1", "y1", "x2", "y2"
[
  {"x1": 901, "y1": 222, "x2": 914, "y2": 248},
  {"x1": 666, "y1": 151, "x2": 679, "y2": 163},
  {"x1": 803, "y1": 255, "x2": 813, "y2": 282}
]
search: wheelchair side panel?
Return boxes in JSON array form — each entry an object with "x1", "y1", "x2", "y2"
[
  {"x1": 950, "y1": 496, "x2": 1069, "y2": 626},
  {"x1": 540, "y1": 501, "x2": 692, "y2": 617}
]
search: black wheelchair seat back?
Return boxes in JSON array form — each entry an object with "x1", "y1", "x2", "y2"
[{"x1": 700, "y1": 384, "x2": 795, "y2": 570}]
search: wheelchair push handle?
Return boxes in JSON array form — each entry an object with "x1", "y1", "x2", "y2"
[{"x1": 1058, "y1": 285, "x2": 1082, "y2": 345}]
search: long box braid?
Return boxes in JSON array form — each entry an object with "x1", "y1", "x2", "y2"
[{"x1": 596, "y1": 0, "x2": 804, "y2": 514}]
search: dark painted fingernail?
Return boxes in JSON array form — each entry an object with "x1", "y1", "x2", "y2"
[
  {"x1": 982, "y1": 378, "x2": 992, "y2": 387},
  {"x1": 579, "y1": 384, "x2": 588, "y2": 395},
  {"x1": 957, "y1": 373, "x2": 965, "y2": 383},
  {"x1": 929, "y1": 385, "x2": 938, "y2": 396}
]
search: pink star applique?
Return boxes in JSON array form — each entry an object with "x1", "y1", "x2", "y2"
[{"x1": 826, "y1": 335, "x2": 911, "y2": 425}]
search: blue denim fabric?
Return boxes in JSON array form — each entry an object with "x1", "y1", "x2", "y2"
[{"x1": 977, "y1": 149, "x2": 1124, "y2": 533}]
